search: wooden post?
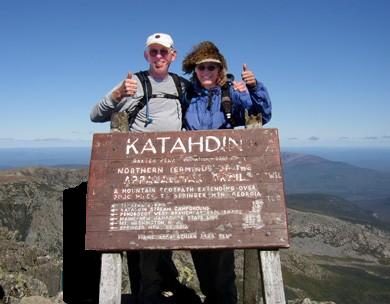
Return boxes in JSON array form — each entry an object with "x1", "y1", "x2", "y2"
[
  {"x1": 243, "y1": 111, "x2": 263, "y2": 304},
  {"x1": 99, "y1": 112, "x2": 129, "y2": 303},
  {"x1": 243, "y1": 112, "x2": 286, "y2": 304},
  {"x1": 243, "y1": 249, "x2": 261, "y2": 303},
  {"x1": 244, "y1": 250, "x2": 286, "y2": 304},
  {"x1": 259, "y1": 250, "x2": 286, "y2": 304},
  {"x1": 110, "y1": 111, "x2": 130, "y2": 133},
  {"x1": 99, "y1": 253, "x2": 122, "y2": 304}
]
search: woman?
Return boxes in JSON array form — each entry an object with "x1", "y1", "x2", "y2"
[
  {"x1": 183, "y1": 41, "x2": 271, "y2": 131},
  {"x1": 182, "y1": 41, "x2": 272, "y2": 304}
]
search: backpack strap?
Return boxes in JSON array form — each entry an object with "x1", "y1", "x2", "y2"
[
  {"x1": 169, "y1": 72, "x2": 183, "y2": 101},
  {"x1": 220, "y1": 79, "x2": 235, "y2": 127},
  {"x1": 174, "y1": 73, "x2": 193, "y2": 115},
  {"x1": 126, "y1": 70, "x2": 152, "y2": 127},
  {"x1": 136, "y1": 70, "x2": 152, "y2": 100}
]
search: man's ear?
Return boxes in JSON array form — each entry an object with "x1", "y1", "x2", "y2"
[
  {"x1": 144, "y1": 50, "x2": 148, "y2": 61},
  {"x1": 171, "y1": 50, "x2": 177, "y2": 62}
]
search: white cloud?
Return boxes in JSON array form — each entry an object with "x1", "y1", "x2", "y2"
[
  {"x1": 33, "y1": 138, "x2": 64, "y2": 142},
  {"x1": 308, "y1": 136, "x2": 319, "y2": 141},
  {"x1": 0, "y1": 138, "x2": 91, "y2": 148}
]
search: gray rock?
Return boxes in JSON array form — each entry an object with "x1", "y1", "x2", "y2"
[{"x1": 19, "y1": 296, "x2": 52, "y2": 304}]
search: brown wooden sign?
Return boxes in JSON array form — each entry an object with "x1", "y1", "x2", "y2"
[{"x1": 85, "y1": 128, "x2": 289, "y2": 251}]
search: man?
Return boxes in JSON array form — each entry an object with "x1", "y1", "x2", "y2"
[
  {"x1": 91, "y1": 33, "x2": 197, "y2": 304},
  {"x1": 91, "y1": 33, "x2": 186, "y2": 132}
]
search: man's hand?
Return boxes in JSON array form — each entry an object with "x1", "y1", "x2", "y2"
[
  {"x1": 241, "y1": 64, "x2": 257, "y2": 88},
  {"x1": 112, "y1": 72, "x2": 138, "y2": 102},
  {"x1": 232, "y1": 80, "x2": 248, "y2": 93}
]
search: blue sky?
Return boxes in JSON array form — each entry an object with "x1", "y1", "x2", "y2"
[{"x1": 0, "y1": 0, "x2": 389, "y2": 148}]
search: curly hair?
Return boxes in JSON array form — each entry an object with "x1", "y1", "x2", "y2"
[{"x1": 182, "y1": 41, "x2": 228, "y2": 86}]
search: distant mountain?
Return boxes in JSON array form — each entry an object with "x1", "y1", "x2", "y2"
[
  {"x1": 353, "y1": 197, "x2": 390, "y2": 225},
  {"x1": 282, "y1": 152, "x2": 390, "y2": 201},
  {"x1": 287, "y1": 193, "x2": 390, "y2": 231},
  {"x1": 283, "y1": 146, "x2": 390, "y2": 173}
]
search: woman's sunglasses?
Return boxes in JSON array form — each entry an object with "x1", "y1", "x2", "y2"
[{"x1": 196, "y1": 64, "x2": 219, "y2": 72}]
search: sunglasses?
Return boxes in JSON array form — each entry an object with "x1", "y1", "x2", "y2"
[
  {"x1": 196, "y1": 64, "x2": 219, "y2": 72},
  {"x1": 149, "y1": 48, "x2": 170, "y2": 57}
]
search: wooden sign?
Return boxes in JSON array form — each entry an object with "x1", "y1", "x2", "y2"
[{"x1": 85, "y1": 128, "x2": 289, "y2": 251}]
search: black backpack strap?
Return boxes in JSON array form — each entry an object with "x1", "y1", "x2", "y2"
[
  {"x1": 169, "y1": 72, "x2": 193, "y2": 117},
  {"x1": 221, "y1": 82, "x2": 235, "y2": 126},
  {"x1": 219, "y1": 73, "x2": 237, "y2": 127},
  {"x1": 127, "y1": 70, "x2": 151, "y2": 128},
  {"x1": 169, "y1": 72, "x2": 183, "y2": 101},
  {"x1": 175, "y1": 74, "x2": 193, "y2": 114},
  {"x1": 136, "y1": 70, "x2": 152, "y2": 100}
]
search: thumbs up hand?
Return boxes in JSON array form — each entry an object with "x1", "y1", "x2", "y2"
[
  {"x1": 111, "y1": 72, "x2": 138, "y2": 102},
  {"x1": 122, "y1": 72, "x2": 138, "y2": 97},
  {"x1": 241, "y1": 64, "x2": 257, "y2": 88}
]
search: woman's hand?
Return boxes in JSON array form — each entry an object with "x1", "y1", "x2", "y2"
[
  {"x1": 241, "y1": 64, "x2": 257, "y2": 87},
  {"x1": 232, "y1": 80, "x2": 248, "y2": 93}
]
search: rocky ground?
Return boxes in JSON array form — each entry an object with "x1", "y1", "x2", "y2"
[
  {"x1": 1, "y1": 167, "x2": 389, "y2": 303},
  {"x1": 0, "y1": 227, "x2": 63, "y2": 304},
  {"x1": 0, "y1": 168, "x2": 86, "y2": 304}
]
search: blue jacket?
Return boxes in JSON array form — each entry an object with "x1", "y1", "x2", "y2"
[{"x1": 184, "y1": 81, "x2": 272, "y2": 130}]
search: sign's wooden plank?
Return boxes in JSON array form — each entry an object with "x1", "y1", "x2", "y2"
[
  {"x1": 86, "y1": 205, "x2": 287, "y2": 227},
  {"x1": 90, "y1": 129, "x2": 280, "y2": 160},
  {"x1": 87, "y1": 157, "x2": 285, "y2": 212},
  {"x1": 86, "y1": 195, "x2": 287, "y2": 216},
  {"x1": 86, "y1": 128, "x2": 289, "y2": 251},
  {"x1": 85, "y1": 229, "x2": 288, "y2": 251}
]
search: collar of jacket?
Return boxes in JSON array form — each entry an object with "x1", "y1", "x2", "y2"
[{"x1": 193, "y1": 81, "x2": 221, "y2": 96}]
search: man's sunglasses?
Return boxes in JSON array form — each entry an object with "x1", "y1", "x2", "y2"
[
  {"x1": 149, "y1": 48, "x2": 170, "y2": 57},
  {"x1": 196, "y1": 64, "x2": 219, "y2": 72}
]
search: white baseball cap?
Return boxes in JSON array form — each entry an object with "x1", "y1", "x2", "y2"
[{"x1": 146, "y1": 33, "x2": 174, "y2": 48}]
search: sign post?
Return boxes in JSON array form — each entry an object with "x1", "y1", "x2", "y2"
[{"x1": 86, "y1": 127, "x2": 289, "y2": 303}]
